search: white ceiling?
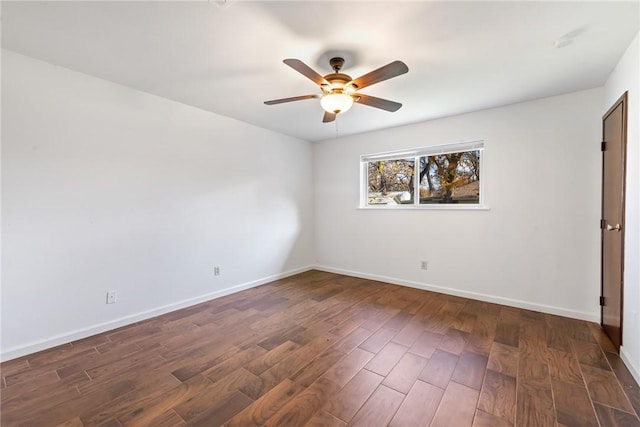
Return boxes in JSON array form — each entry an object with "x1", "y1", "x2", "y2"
[{"x1": 2, "y1": 1, "x2": 638, "y2": 142}]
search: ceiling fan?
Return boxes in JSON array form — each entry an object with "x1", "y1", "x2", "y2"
[{"x1": 264, "y1": 57, "x2": 409, "y2": 123}]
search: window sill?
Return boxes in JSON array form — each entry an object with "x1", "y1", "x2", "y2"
[{"x1": 357, "y1": 205, "x2": 491, "y2": 211}]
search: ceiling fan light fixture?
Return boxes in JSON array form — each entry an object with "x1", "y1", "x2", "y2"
[{"x1": 320, "y1": 92, "x2": 354, "y2": 114}]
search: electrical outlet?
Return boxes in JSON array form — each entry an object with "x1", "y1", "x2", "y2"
[
  {"x1": 106, "y1": 290, "x2": 118, "y2": 304},
  {"x1": 213, "y1": 266, "x2": 220, "y2": 276},
  {"x1": 420, "y1": 261, "x2": 428, "y2": 270}
]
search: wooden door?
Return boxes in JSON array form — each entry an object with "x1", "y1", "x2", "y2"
[{"x1": 601, "y1": 92, "x2": 627, "y2": 351}]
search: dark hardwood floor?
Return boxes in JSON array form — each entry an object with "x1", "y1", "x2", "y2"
[{"x1": 1, "y1": 270, "x2": 639, "y2": 426}]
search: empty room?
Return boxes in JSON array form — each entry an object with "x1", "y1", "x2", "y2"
[{"x1": 1, "y1": 1, "x2": 640, "y2": 426}]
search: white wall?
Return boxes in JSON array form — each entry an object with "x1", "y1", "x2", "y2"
[
  {"x1": 1, "y1": 50, "x2": 314, "y2": 360},
  {"x1": 605, "y1": 33, "x2": 640, "y2": 383},
  {"x1": 314, "y1": 88, "x2": 603, "y2": 322}
]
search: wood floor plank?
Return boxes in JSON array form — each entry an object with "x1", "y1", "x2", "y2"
[
  {"x1": 173, "y1": 368, "x2": 261, "y2": 421},
  {"x1": 487, "y1": 342, "x2": 518, "y2": 378},
  {"x1": 7, "y1": 393, "x2": 89, "y2": 426},
  {"x1": 97, "y1": 420, "x2": 123, "y2": 427},
  {"x1": 5, "y1": 348, "x2": 97, "y2": 386},
  {"x1": 519, "y1": 328, "x2": 549, "y2": 364},
  {"x1": 76, "y1": 354, "x2": 166, "y2": 398},
  {"x1": 136, "y1": 409, "x2": 186, "y2": 427},
  {"x1": 257, "y1": 331, "x2": 293, "y2": 351},
  {"x1": 291, "y1": 348, "x2": 346, "y2": 387},
  {"x1": 606, "y1": 351, "x2": 640, "y2": 417},
  {"x1": 332, "y1": 327, "x2": 372, "y2": 354},
  {"x1": 409, "y1": 331, "x2": 443, "y2": 358},
  {"x1": 1, "y1": 376, "x2": 87, "y2": 426},
  {"x1": 546, "y1": 327, "x2": 573, "y2": 353},
  {"x1": 225, "y1": 379, "x2": 303, "y2": 427},
  {"x1": 466, "y1": 314, "x2": 498, "y2": 355},
  {"x1": 304, "y1": 410, "x2": 346, "y2": 427},
  {"x1": 581, "y1": 363, "x2": 635, "y2": 413},
  {"x1": 116, "y1": 374, "x2": 210, "y2": 426},
  {"x1": 439, "y1": 328, "x2": 470, "y2": 355},
  {"x1": 324, "y1": 368, "x2": 384, "y2": 423},
  {"x1": 588, "y1": 323, "x2": 618, "y2": 353},
  {"x1": 494, "y1": 313, "x2": 520, "y2": 348},
  {"x1": 384, "y1": 311, "x2": 413, "y2": 331},
  {"x1": 358, "y1": 327, "x2": 396, "y2": 353},
  {"x1": 517, "y1": 346, "x2": 556, "y2": 427},
  {"x1": 243, "y1": 340, "x2": 301, "y2": 376},
  {"x1": 322, "y1": 347, "x2": 375, "y2": 388},
  {"x1": 418, "y1": 349, "x2": 459, "y2": 389},
  {"x1": 54, "y1": 416, "x2": 85, "y2": 427},
  {"x1": 431, "y1": 381, "x2": 479, "y2": 427},
  {"x1": 0, "y1": 358, "x2": 30, "y2": 378},
  {"x1": 84, "y1": 343, "x2": 155, "y2": 378},
  {"x1": 328, "y1": 315, "x2": 366, "y2": 339},
  {"x1": 79, "y1": 370, "x2": 183, "y2": 427},
  {"x1": 563, "y1": 318, "x2": 598, "y2": 343},
  {"x1": 169, "y1": 344, "x2": 241, "y2": 382},
  {"x1": 551, "y1": 377, "x2": 599, "y2": 427},
  {"x1": 201, "y1": 345, "x2": 267, "y2": 383},
  {"x1": 186, "y1": 391, "x2": 253, "y2": 427},
  {"x1": 516, "y1": 382, "x2": 556, "y2": 427},
  {"x1": 348, "y1": 385, "x2": 405, "y2": 427},
  {"x1": 263, "y1": 377, "x2": 340, "y2": 427},
  {"x1": 382, "y1": 351, "x2": 428, "y2": 394},
  {"x1": 594, "y1": 402, "x2": 640, "y2": 427},
  {"x1": 572, "y1": 338, "x2": 611, "y2": 371},
  {"x1": 451, "y1": 351, "x2": 488, "y2": 390},
  {"x1": 26, "y1": 343, "x2": 98, "y2": 369},
  {"x1": 3, "y1": 369, "x2": 60, "y2": 392},
  {"x1": 518, "y1": 353, "x2": 550, "y2": 387},
  {"x1": 477, "y1": 369, "x2": 516, "y2": 423},
  {"x1": 453, "y1": 312, "x2": 478, "y2": 333},
  {"x1": 364, "y1": 342, "x2": 408, "y2": 377},
  {"x1": 146, "y1": 323, "x2": 223, "y2": 354},
  {"x1": 472, "y1": 409, "x2": 513, "y2": 427},
  {"x1": 391, "y1": 319, "x2": 425, "y2": 347},
  {"x1": 546, "y1": 348, "x2": 583, "y2": 384},
  {"x1": 389, "y1": 380, "x2": 443, "y2": 427}
]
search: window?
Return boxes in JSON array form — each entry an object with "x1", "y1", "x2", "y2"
[
  {"x1": 361, "y1": 140, "x2": 484, "y2": 208},
  {"x1": 367, "y1": 158, "x2": 415, "y2": 205}
]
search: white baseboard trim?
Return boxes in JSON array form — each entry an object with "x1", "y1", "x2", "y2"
[
  {"x1": 0, "y1": 265, "x2": 313, "y2": 362},
  {"x1": 620, "y1": 347, "x2": 640, "y2": 385},
  {"x1": 314, "y1": 264, "x2": 600, "y2": 323}
]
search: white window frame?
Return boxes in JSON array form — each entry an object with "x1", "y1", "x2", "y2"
[{"x1": 359, "y1": 140, "x2": 486, "y2": 209}]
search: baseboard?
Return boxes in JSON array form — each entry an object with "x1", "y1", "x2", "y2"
[
  {"x1": 620, "y1": 347, "x2": 640, "y2": 385},
  {"x1": 314, "y1": 264, "x2": 600, "y2": 323},
  {"x1": 0, "y1": 265, "x2": 313, "y2": 362}
]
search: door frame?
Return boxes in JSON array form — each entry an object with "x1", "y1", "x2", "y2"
[{"x1": 600, "y1": 91, "x2": 627, "y2": 350}]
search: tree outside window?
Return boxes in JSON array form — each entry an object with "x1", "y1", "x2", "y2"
[
  {"x1": 418, "y1": 150, "x2": 480, "y2": 204},
  {"x1": 367, "y1": 158, "x2": 415, "y2": 205}
]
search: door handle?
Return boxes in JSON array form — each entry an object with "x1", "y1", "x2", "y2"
[{"x1": 607, "y1": 224, "x2": 622, "y2": 231}]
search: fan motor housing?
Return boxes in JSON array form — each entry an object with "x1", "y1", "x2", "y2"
[{"x1": 323, "y1": 73, "x2": 352, "y2": 89}]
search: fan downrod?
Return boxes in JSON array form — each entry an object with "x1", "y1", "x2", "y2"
[{"x1": 329, "y1": 57, "x2": 345, "y2": 73}]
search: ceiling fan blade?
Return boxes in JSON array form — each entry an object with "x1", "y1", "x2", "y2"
[
  {"x1": 322, "y1": 111, "x2": 336, "y2": 123},
  {"x1": 264, "y1": 94, "x2": 319, "y2": 105},
  {"x1": 355, "y1": 94, "x2": 402, "y2": 112},
  {"x1": 283, "y1": 59, "x2": 329, "y2": 86},
  {"x1": 350, "y1": 61, "x2": 408, "y2": 90}
]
